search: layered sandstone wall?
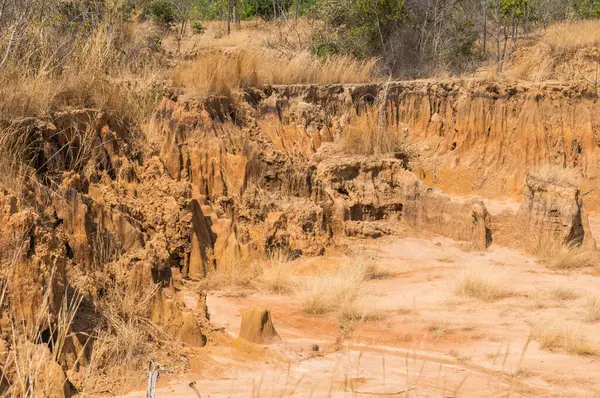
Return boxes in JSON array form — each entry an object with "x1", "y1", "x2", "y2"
[
  {"x1": 266, "y1": 80, "x2": 600, "y2": 210},
  {"x1": 148, "y1": 80, "x2": 598, "y2": 266}
]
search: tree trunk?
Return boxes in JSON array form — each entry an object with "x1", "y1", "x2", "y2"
[
  {"x1": 595, "y1": 59, "x2": 599, "y2": 96},
  {"x1": 482, "y1": 0, "x2": 488, "y2": 54},
  {"x1": 376, "y1": 12, "x2": 385, "y2": 51},
  {"x1": 227, "y1": 0, "x2": 231, "y2": 34},
  {"x1": 499, "y1": 26, "x2": 508, "y2": 73}
]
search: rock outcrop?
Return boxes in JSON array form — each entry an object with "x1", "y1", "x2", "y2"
[
  {"x1": 238, "y1": 308, "x2": 281, "y2": 344},
  {"x1": 520, "y1": 175, "x2": 586, "y2": 249},
  {"x1": 494, "y1": 173, "x2": 597, "y2": 253},
  {"x1": 0, "y1": 109, "x2": 206, "y2": 396},
  {"x1": 265, "y1": 81, "x2": 600, "y2": 211},
  {"x1": 1, "y1": 78, "x2": 598, "y2": 395},
  {"x1": 314, "y1": 157, "x2": 492, "y2": 250}
]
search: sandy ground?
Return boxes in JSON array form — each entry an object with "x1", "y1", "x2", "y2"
[{"x1": 117, "y1": 211, "x2": 600, "y2": 398}]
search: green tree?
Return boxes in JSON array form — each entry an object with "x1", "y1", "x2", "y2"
[
  {"x1": 313, "y1": 0, "x2": 406, "y2": 59},
  {"x1": 148, "y1": 0, "x2": 177, "y2": 23},
  {"x1": 488, "y1": 0, "x2": 532, "y2": 72},
  {"x1": 576, "y1": 0, "x2": 600, "y2": 18}
]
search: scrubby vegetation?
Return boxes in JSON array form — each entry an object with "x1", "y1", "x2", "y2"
[
  {"x1": 257, "y1": 250, "x2": 297, "y2": 294},
  {"x1": 341, "y1": 102, "x2": 409, "y2": 156}
]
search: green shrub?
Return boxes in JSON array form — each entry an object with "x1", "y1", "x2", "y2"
[
  {"x1": 148, "y1": 0, "x2": 175, "y2": 24},
  {"x1": 192, "y1": 21, "x2": 206, "y2": 34},
  {"x1": 311, "y1": 32, "x2": 341, "y2": 58}
]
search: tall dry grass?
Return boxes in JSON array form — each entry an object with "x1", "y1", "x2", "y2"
[
  {"x1": 484, "y1": 20, "x2": 600, "y2": 82},
  {"x1": 0, "y1": 19, "x2": 158, "y2": 122},
  {"x1": 549, "y1": 244, "x2": 599, "y2": 270},
  {"x1": 532, "y1": 318, "x2": 596, "y2": 356},
  {"x1": 298, "y1": 257, "x2": 380, "y2": 324},
  {"x1": 0, "y1": 7, "x2": 160, "y2": 199},
  {"x1": 0, "y1": 271, "x2": 83, "y2": 397},
  {"x1": 584, "y1": 293, "x2": 600, "y2": 323},
  {"x1": 544, "y1": 20, "x2": 600, "y2": 54},
  {"x1": 173, "y1": 48, "x2": 376, "y2": 96},
  {"x1": 454, "y1": 263, "x2": 512, "y2": 302},
  {"x1": 194, "y1": 19, "x2": 316, "y2": 53},
  {"x1": 257, "y1": 250, "x2": 297, "y2": 294},
  {"x1": 91, "y1": 285, "x2": 160, "y2": 370},
  {"x1": 341, "y1": 103, "x2": 408, "y2": 157},
  {"x1": 547, "y1": 282, "x2": 580, "y2": 301},
  {"x1": 78, "y1": 266, "x2": 183, "y2": 392}
]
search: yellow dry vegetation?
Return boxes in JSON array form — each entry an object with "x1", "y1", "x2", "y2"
[
  {"x1": 173, "y1": 48, "x2": 376, "y2": 96},
  {"x1": 584, "y1": 293, "x2": 600, "y2": 323},
  {"x1": 257, "y1": 250, "x2": 297, "y2": 294},
  {"x1": 341, "y1": 104, "x2": 407, "y2": 156},
  {"x1": 454, "y1": 263, "x2": 513, "y2": 302},
  {"x1": 549, "y1": 244, "x2": 598, "y2": 270},
  {"x1": 532, "y1": 318, "x2": 596, "y2": 356},
  {"x1": 544, "y1": 20, "x2": 600, "y2": 53},
  {"x1": 298, "y1": 256, "x2": 381, "y2": 323},
  {"x1": 480, "y1": 20, "x2": 600, "y2": 82}
]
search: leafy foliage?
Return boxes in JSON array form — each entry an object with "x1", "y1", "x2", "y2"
[
  {"x1": 498, "y1": 0, "x2": 531, "y2": 19},
  {"x1": 148, "y1": 0, "x2": 177, "y2": 24},
  {"x1": 192, "y1": 20, "x2": 207, "y2": 33},
  {"x1": 313, "y1": 0, "x2": 406, "y2": 58}
]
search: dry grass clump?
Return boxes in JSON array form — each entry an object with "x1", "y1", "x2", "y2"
[
  {"x1": 544, "y1": 20, "x2": 600, "y2": 54},
  {"x1": 341, "y1": 104, "x2": 409, "y2": 157},
  {"x1": 532, "y1": 318, "x2": 596, "y2": 356},
  {"x1": 528, "y1": 165, "x2": 580, "y2": 187},
  {"x1": 549, "y1": 244, "x2": 598, "y2": 270},
  {"x1": 0, "y1": 10, "x2": 158, "y2": 197},
  {"x1": 299, "y1": 276, "x2": 335, "y2": 315},
  {"x1": 427, "y1": 319, "x2": 452, "y2": 338},
  {"x1": 196, "y1": 19, "x2": 318, "y2": 53},
  {"x1": 72, "y1": 261, "x2": 185, "y2": 392},
  {"x1": 203, "y1": 251, "x2": 299, "y2": 292},
  {"x1": 257, "y1": 250, "x2": 297, "y2": 294},
  {"x1": 548, "y1": 282, "x2": 580, "y2": 301},
  {"x1": 90, "y1": 279, "x2": 166, "y2": 371},
  {"x1": 454, "y1": 263, "x2": 512, "y2": 302},
  {"x1": 201, "y1": 261, "x2": 256, "y2": 290},
  {"x1": 298, "y1": 259, "x2": 377, "y2": 322},
  {"x1": 532, "y1": 233, "x2": 598, "y2": 270},
  {"x1": 347, "y1": 255, "x2": 391, "y2": 280},
  {"x1": 583, "y1": 294, "x2": 600, "y2": 323},
  {"x1": 173, "y1": 48, "x2": 376, "y2": 96}
]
